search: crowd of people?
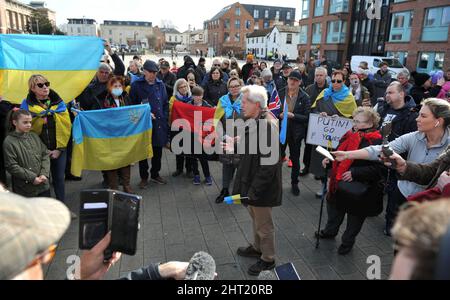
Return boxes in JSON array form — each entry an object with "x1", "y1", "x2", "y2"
[{"x1": 2, "y1": 39, "x2": 450, "y2": 280}]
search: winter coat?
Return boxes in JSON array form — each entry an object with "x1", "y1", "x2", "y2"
[
  {"x1": 279, "y1": 88, "x2": 312, "y2": 141},
  {"x1": 3, "y1": 131, "x2": 50, "y2": 196},
  {"x1": 373, "y1": 70, "x2": 393, "y2": 100},
  {"x1": 129, "y1": 77, "x2": 169, "y2": 147},
  {"x1": 242, "y1": 63, "x2": 253, "y2": 83},
  {"x1": 410, "y1": 85, "x2": 442, "y2": 106},
  {"x1": 232, "y1": 111, "x2": 282, "y2": 207},
  {"x1": 333, "y1": 135, "x2": 386, "y2": 217},
  {"x1": 157, "y1": 71, "x2": 177, "y2": 97},
  {"x1": 202, "y1": 80, "x2": 228, "y2": 107}
]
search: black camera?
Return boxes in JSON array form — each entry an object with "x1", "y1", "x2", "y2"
[{"x1": 79, "y1": 189, "x2": 141, "y2": 258}]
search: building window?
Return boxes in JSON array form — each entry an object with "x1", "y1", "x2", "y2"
[
  {"x1": 329, "y1": 0, "x2": 349, "y2": 14},
  {"x1": 235, "y1": 33, "x2": 240, "y2": 42},
  {"x1": 422, "y1": 6, "x2": 450, "y2": 42},
  {"x1": 273, "y1": 33, "x2": 276, "y2": 43},
  {"x1": 77, "y1": 28, "x2": 81, "y2": 34},
  {"x1": 327, "y1": 20, "x2": 347, "y2": 43},
  {"x1": 365, "y1": 19, "x2": 372, "y2": 43},
  {"x1": 224, "y1": 32, "x2": 230, "y2": 42},
  {"x1": 169, "y1": 36, "x2": 172, "y2": 42},
  {"x1": 236, "y1": 7, "x2": 241, "y2": 16},
  {"x1": 386, "y1": 51, "x2": 408, "y2": 65},
  {"x1": 286, "y1": 33, "x2": 292, "y2": 44},
  {"x1": 301, "y1": 0, "x2": 310, "y2": 19},
  {"x1": 360, "y1": 19, "x2": 366, "y2": 44},
  {"x1": 314, "y1": 0, "x2": 324, "y2": 17},
  {"x1": 264, "y1": 21, "x2": 270, "y2": 28},
  {"x1": 254, "y1": 10, "x2": 259, "y2": 18},
  {"x1": 109, "y1": 29, "x2": 112, "y2": 35},
  {"x1": 287, "y1": 11, "x2": 291, "y2": 20},
  {"x1": 276, "y1": 11, "x2": 280, "y2": 20},
  {"x1": 265, "y1": 10, "x2": 269, "y2": 18},
  {"x1": 417, "y1": 52, "x2": 445, "y2": 73},
  {"x1": 254, "y1": 23, "x2": 260, "y2": 30},
  {"x1": 246, "y1": 20, "x2": 251, "y2": 29},
  {"x1": 312, "y1": 23, "x2": 322, "y2": 44},
  {"x1": 355, "y1": 0, "x2": 361, "y2": 12},
  {"x1": 299, "y1": 25, "x2": 308, "y2": 44},
  {"x1": 389, "y1": 11, "x2": 413, "y2": 42},
  {"x1": 352, "y1": 20, "x2": 358, "y2": 44},
  {"x1": 224, "y1": 19, "x2": 230, "y2": 29},
  {"x1": 235, "y1": 20, "x2": 241, "y2": 29}
]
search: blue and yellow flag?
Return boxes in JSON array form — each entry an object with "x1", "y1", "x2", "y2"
[
  {"x1": 71, "y1": 105, "x2": 153, "y2": 177},
  {"x1": 0, "y1": 34, "x2": 103, "y2": 104}
]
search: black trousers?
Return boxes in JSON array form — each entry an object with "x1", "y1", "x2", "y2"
[
  {"x1": 283, "y1": 132, "x2": 303, "y2": 185},
  {"x1": 176, "y1": 155, "x2": 193, "y2": 173},
  {"x1": 323, "y1": 201, "x2": 366, "y2": 247},
  {"x1": 385, "y1": 183, "x2": 407, "y2": 231},
  {"x1": 192, "y1": 157, "x2": 210, "y2": 177},
  {"x1": 303, "y1": 143, "x2": 312, "y2": 171},
  {"x1": 139, "y1": 146, "x2": 163, "y2": 180}
]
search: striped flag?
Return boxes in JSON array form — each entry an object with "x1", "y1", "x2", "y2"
[{"x1": 268, "y1": 87, "x2": 281, "y2": 118}]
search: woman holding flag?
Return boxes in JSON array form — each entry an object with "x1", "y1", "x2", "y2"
[{"x1": 20, "y1": 75, "x2": 72, "y2": 206}]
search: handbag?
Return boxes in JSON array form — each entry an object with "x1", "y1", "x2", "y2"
[{"x1": 337, "y1": 181, "x2": 369, "y2": 201}]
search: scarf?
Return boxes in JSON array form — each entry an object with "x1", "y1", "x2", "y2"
[
  {"x1": 312, "y1": 85, "x2": 357, "y2": 118},
  {"x1": 175, "y1": 92, "x2": 192, "y2": 103},
  {"x1": 351, "y1": 85, "x2": 362, "y2": 102},
  {"x1": 328, "y1": 129, "x2": 382, "y2": 199},
  {"x1": 219, "y1": 93, "x2": 242, "y2": 119},
  {"x1": 21, "y1": 97, "x2": 71, "y2": 149}
]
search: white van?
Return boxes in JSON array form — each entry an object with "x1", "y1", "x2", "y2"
[{"x1": 351, "y1": 56, "x2": 407, "y2": 79}]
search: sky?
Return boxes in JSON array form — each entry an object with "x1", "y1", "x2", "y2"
[{"x1": 43, "y1": 0, "x2": 301, "y2": 32}]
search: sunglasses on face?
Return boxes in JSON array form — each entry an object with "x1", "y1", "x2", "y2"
[
  {"x1": 36, "y1": 82, "x2": 50, "y2": 88},
  {"x1": 331, "y1": 79, "x2": 343, "y2": 84},
  {"x1": 214, "y1": 64, "x2": 221, "y2": 67}
]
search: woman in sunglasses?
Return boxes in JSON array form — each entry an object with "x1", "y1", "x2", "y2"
[{"x1": 20, "y1": 74, "x2": 72, "y2": 207}]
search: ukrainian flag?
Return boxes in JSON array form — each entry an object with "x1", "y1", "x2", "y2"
[
  {"x1": 0, "y1": 34, "x2": 103, "y2": 104},
  {"x1": 71, "y1": 105, "x2": 153, "y2": 177}
]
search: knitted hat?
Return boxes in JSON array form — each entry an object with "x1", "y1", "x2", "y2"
[{"x1": 411, "y1": 71, "x2": 431, "y2": 87}]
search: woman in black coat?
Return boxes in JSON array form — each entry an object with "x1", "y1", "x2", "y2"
[
  {"x1": 317, "y1": 107, "x2": 386, "y2": 255},
  {"x1": 202, "y1": 67, "x2": 228, "y2": 106}
]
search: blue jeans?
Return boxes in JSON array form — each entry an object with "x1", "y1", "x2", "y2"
[{"x1": 51, "y1": 150, "x2": 67, "y2": 202}]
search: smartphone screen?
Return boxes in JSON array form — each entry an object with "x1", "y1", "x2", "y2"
[
  {"x1": 275, "y1": 263, "x2": 301, "y2": 280},
  {"x1": 110, "y1": 193, "x2": 140, "y2": 255}
]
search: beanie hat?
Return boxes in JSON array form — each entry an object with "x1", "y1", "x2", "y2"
[{"x1": 411, "y1": 71, "x2": 431, "y2": 87}]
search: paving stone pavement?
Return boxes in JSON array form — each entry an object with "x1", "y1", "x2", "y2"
[{"x1": 44, "y1": 148, "x2": 393, "y2": 280}]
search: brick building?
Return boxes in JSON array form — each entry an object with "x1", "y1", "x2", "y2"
[
  {"x1": 384, "y1": 0, "x2": 449, "y2": 73},
  {"x1": 204, "y1": 2, "x2": 296, "y2": 57}
]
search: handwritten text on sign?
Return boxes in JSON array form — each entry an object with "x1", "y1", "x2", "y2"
[{"x1": 306, "y1": 113, "x2": 353, "y2": 149}]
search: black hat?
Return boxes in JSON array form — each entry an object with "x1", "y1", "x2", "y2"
[
  {"x1": 288, "y1": 71, "x2": 302, "y2": 81},
  {"x1": 411, "y1": 71, "x2": 431, "y2": 87},
  {"x1": 199, "y1": 57, "x2": 206, "y2": 63},
  {"x1": 282, "y1": 63, "x2": 293, "y2": 70},
  {"x1": 160, "y1": 61, "x2": 170, "y2": 69},
  {"x1": 143, "y1": 60, "x2": 158, "y2": 72}
]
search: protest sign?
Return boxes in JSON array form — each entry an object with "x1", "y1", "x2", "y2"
[{"x1": 306, "y1": 113, "x2": 353, "y2": 149}]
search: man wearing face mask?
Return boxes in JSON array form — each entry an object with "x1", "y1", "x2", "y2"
[{"x1": 349, "y1": 73, "x2": 371, "y2": 107}]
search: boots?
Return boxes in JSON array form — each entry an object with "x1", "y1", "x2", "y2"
[
  {"x1": 106, "y1": 170, "x2": 119, "y2": 190},
  {"x1": 120, "y1": 166, "x2": 133, "y2": 194}
]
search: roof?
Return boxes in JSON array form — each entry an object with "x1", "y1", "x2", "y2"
[
  {"x1": 210, "y1": 4, "x2": 233, "y2": 21},
  {"x1": 160, "y1": 28, "x2": 180, "y2": 34},
  {"x1": 103, "y1": 20, "x2": 152, "y2": 27},
  {"x1": 274, "y1": 25, "x2": 300, "y2": 33},
  {"x1": 247, "y1": 28, "x2": 273, "y2": 38}
]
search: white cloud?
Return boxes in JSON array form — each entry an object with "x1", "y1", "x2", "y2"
[{"x1": 44, "y1": 0, "x2": 301, "y2": 31}]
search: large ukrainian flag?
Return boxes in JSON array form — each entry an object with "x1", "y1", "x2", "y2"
[
  {"x1": 0, "y1": 34, "x2": 103, "y2": 104},
  {"x1": 71, "y1": 105, "x2": 153, "y2": 177}
]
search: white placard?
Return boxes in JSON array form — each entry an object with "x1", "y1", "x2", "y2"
[
  {"x1": 306, "y1": 113, "x2": 353, "y2": 149},
  {"x1": 83, "y1": 203, "x2": 108, "y2": 209}
]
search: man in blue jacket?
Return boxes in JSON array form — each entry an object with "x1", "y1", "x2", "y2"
[{"x1": 129, "y1": 60, "x2": 169, "y2": 188}]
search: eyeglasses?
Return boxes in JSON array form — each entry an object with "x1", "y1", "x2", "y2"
[
  {"x1": 213, "y1": 64, "x2": 221, "y2": 67},
  {"x1": 27, "y1": 244, "x2": 57, "y2": 268},
  {"x1": 331, "y1": 79, "x2": 343, "y2": 84},
  {"x1": 36, "y1": 82, "x2": 50, "y2": 88},
  {"x1": 229, "y1": 85, "x2": 241, "y2": 89},
  {"x1": 179, "y1": 85, "x2": 188, "y2": 89}
]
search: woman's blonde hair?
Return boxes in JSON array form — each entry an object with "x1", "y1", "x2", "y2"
[
  {"x1": 352, "y1": 106, "x2": 380, "y2": 127},
  {"x1": 28, "y1": 74, "x2": 49, "y2": 91},
  {"x1": 421, "y1": 98, "x2": 450, "y2": 128},
  {"x1": 173, "y1": 78, "x2": 191, "y2": 97}
]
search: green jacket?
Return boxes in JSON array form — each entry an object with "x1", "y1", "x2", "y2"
[{"x1": 3, "y1": 131, "x2": 50, "y2": 197}]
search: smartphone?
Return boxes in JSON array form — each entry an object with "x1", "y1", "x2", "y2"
[
  {"x1": 108, "y1": 192, "x2": 141, "y2": 255},
  {"x1": 275, "y1": 263, "x2": 301, "y2": 280}
]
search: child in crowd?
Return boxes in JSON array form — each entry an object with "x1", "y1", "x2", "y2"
[
  {"x1": 188, "y1": 86, "x2": 213, "y2": 186},
  {"x1": 3, "y1": 109, "x2": 51, "y2": 197}
]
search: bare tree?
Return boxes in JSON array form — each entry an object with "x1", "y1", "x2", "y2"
[{"x1": 160, "y1": 20, "x2": 175, "y2": 29}]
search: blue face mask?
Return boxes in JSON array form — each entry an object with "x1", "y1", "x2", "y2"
[{"x1": 111, "y1": 88, "x2": 123, "y2": 97}]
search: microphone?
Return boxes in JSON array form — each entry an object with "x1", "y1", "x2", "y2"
[
  {"x1": 257, "y1": 270, "x2": 278, "y2": 280},
  {"x1": 184, "y1": 251, "x2": 216, "y2": 280}
]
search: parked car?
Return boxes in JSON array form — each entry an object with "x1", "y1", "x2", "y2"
[{"x1": 351, "y1": 55, "x2": 407, "y2": 79}]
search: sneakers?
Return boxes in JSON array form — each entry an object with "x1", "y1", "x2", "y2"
[
  {"x1": 193, "y1": 175, "x2": 201, "y2": 185},
  {"x1": 287, "y1": 160, "x2": 293, "y2": 168},
  {"x1": 299, "y1": 168, "x2": 309, "y2": 177},
  {"x1": 172, "y1": 170, "x2": 183, "y2": 177},
  {"x1": 236, "y1": 245, "x2": 262, "y2": 258},
  {"x1": 315, "y1": 191, "x2": 323, "y2": 199},
  {"x1": 138, "y1": 179, "x2": 148, "y2": 189},
  {"x1": 248, "y1": 259, "x2": 276, "y2": 276},
  {"x1": 215, "y1": 188, "x2": 229, "y2": 203},
  {"x1": 205, "y1": 176, "x2": 213, "y2": 186},
  {"x1": 291, "y1": 184, "x2": 300, "y2": 196},
  {"x1": 338, "y1": 244, "x2": 353, "y2": 255},
  {"x1": 151, "y1": 176, "x2": 167, "y2": 185}
]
